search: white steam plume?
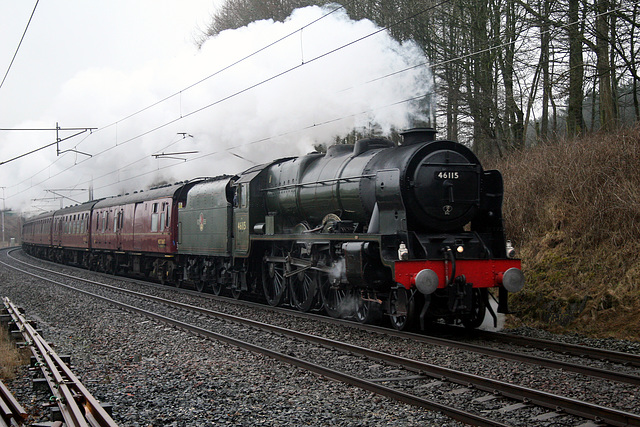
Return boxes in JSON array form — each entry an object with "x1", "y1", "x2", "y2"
[{"x1": 1, "y1": 5, "x2": 432, "y2": 214}]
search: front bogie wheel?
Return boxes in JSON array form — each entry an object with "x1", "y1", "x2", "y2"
[
  {"x1": 388, "y1": 286, "x2": 416, "y2": 331},
  {"x1": 231, "y1": 286, "x2": 242, "y2": 300},
  {"x1": 462, "y1": 288, "x2": 487, "y2": 329},
  {"x1": 195, "y1": 280, "x2": 205, "y2": 292}
]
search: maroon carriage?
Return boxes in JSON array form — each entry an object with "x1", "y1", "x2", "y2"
[
  {"x1": 22, "y1": 211, "x2": 54, "y2": 256},
  {"x1": 90, "y1": 184, "x2": 185, "y2": 279},
  {"x1": 50, "y1": 202, "x2": 98, "y2": 265}
]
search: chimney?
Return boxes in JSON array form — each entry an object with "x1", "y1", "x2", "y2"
[{"x1": 400, "y1": 128, "x2": 437, "y2": 146}]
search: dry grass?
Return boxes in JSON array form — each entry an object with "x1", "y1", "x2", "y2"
[
  {"x1": 488, "y1": 124, "x2": 640, "y2": 340},
  {"x1": 0, "y1": 324, "x2": 28, "y2": 381}
]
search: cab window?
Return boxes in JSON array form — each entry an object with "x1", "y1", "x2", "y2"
[{"x1": 237, "y1": 184, "x2": 248, "y2": 208}]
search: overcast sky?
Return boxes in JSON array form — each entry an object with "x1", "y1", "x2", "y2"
[
  {"x1": 0, "y1": 2, "x2": 431, "y2": 215},
  {"x1": 0, "y1": 0, "x2": 217, "y2": 126}
]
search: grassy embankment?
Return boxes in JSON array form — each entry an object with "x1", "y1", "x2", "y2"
[
  {"x1": 0, "y1": 326, "x2": 28, "y2": 381},
  {"x1": 492, "y1": 125, "x2": 640, "y2": 340}
]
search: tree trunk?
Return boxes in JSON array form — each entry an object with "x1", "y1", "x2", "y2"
[
  {"x1": 567, "y1": 0, "x2": 585, "y2": 136},
  {"x1": 501, "y1": 0, "x2": 524, "y2": 149},
  {"x1": 539, "y1": 0, "x2": 551, "y2": 140},
  {"x1": 596, "y1": 0, "x2": 616, "y2": 130}
]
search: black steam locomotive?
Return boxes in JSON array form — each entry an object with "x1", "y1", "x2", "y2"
[{"x1": 23, "y1": 128, "x2": 523, "y2": 330}]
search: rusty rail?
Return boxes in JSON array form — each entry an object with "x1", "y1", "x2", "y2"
[
  {"x1": 0, "y1": 378, "x2": 27, "y2": 426},
  {"x1": 2, "y1": 297, "x2": 117, "y2": 427}
]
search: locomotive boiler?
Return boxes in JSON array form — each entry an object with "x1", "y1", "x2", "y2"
[{"x1": 22, "y1": 128, "x2": 523, "y2": 331}]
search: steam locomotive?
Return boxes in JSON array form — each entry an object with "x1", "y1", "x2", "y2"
[{"x1": 22, "y1": 128, "x2": 524, "y2": 330}]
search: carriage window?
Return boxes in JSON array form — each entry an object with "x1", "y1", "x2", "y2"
[
  {"x1": 114, "y1": 213, "x2": 118, "y2": 232},
  {"x1": 163, "y1": 202, "x2": 169, "y2": 227},
  {"x1": 151, "y1": 213, "x2": 159, "y2": 232},
  {"x1": 102, "y1": 211, "x2": 108, "y2": 233}
]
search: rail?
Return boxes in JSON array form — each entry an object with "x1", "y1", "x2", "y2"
[{"x1": 0, "y1": 378, "x2": 27, "y2": 426}]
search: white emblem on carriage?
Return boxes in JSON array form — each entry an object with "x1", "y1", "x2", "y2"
[{"x1": 443, "y1": 205, "x2": 453, "y2": 215}]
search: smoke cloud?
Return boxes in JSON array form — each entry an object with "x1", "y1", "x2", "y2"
[{"x1": 1, "y1": 5, "x2": 432, "y2": 214}]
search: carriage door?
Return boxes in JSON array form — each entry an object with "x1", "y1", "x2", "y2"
[
  {"x1": 133, "y1": 202, "x2": 144, "y2": 251},
  {"x1": 233, "y1": 183, "x2": 250, "y2": 255},
  {"x1": 115, "y1": 209, "x2": 123, "y2": 250}
]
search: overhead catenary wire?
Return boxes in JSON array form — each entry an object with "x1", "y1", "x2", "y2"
[
  {"x1": 0, "y1": 0, "x2": 39, "y2": 92},
  {"x1": 75, "y1": 0, "x2": 450, "y2": 150},
  {"x1": 0, "y1": 128, "x2": 94, "y2": 166}
]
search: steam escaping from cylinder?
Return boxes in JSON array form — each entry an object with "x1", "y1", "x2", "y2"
[
  {"x1": 326, "y1": 257, "x2": 364, "y2": 319},
  {"x1": 329, "y1": 258, "x2": 346, "y2": 285}
]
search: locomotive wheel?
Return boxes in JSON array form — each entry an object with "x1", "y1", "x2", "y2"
[
  {"x1": 262, "y1": 246, "x2": 287, "y2": 306},
  {"x1": 320, "y1": 282, "x2": 346, "y2": 318},
  {"x1": 289, "y1": 256, "x2": 317, "y2": 312},
  {"x1": 462, "y1": 288, "x2": 487, "y2": 329},
  {"x1": 389, "y1": 287, "x2": 416, "y2": 331},
  {"x1": 317, "y1": 256, "x2": 346, "y2": 318}
]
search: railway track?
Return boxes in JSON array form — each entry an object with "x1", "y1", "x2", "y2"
[
  {"x1": 7, "y1": 248, "x2": 640, "y2": 384},
  {"x1": 9, "y1": 248, "x2": 640, "y2": 375},
  {"x1": 3, "y1": 248, "x2": 640, "y2": 426},
  {"x1": 473, "y1": 329, "x2": 640, "y2": 368},
  {"x1": 2, "y1": 297, "x2": 117, "y2": 427}
]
